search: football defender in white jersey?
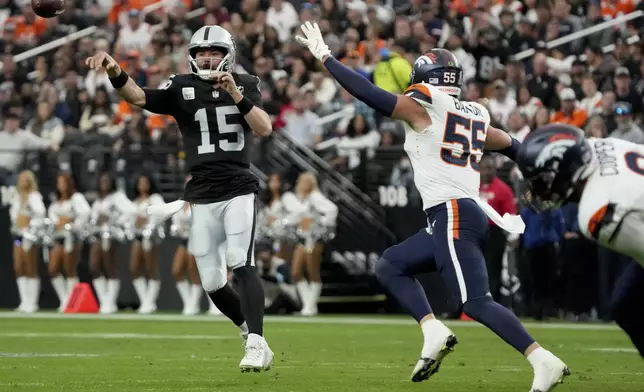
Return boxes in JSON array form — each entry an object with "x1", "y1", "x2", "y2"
[
  {"x1": 296, "y1": 22, "x2": 568, "y2": 391},
  {"x1": 517, "y1": 124, "x2": 644, "y2": 357}
]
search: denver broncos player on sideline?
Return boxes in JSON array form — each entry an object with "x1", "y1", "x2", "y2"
[
  {"x1": 85, "y1": 25, "x2": 273, "y2": 372},
  {"x1": 517, "y1": 124, "x2": 644, "y2": 358},
  {"x1": 297, "y1": 22, "x2": 569, "y2": 391}
]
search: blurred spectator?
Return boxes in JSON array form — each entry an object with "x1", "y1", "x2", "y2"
[
  {"x1": 26, "y1": 101, "x2": 64, "y2": 150},
  {"x1": 332, "y1": 114, "x2": 380, "y2": 172},
  {"x1": 0, "y1": 112, "x2": 52, "y2": 185},
  {"x1": 520, "y1": 207, "x2": 564, "y2": 321},
  {"x1": 611, "y1": 102, "x2": 644, "y2": 144},
  {"x1": 506, "y1": 110, "x2": 531, "y2": 142},
  {"x1": 266, "y1": 0, "x2": 299, "y2": 43},
  {"x1": 613, "y1": 67, "x2": 644, "y2": 120},
  {"x1": 585, "y1": 115, "x2": 608, "y2": 138},
  {"x1": 516, "y1": 85, "x2": 543, "y2": 124},
  {"x1": 579, "y1": 75, "x2": 602, "y2": 116},
  {"x1": 301, "y1": 71, "x2": 338, "y2": 109},
  {"x1": 527, "y1": 53, "x2": 558, "y2": 109},
  {"x1": 488, "y1": 80, "x2": 517, "y2": 128},
  {"x1": 281, "y1": 90, "x2": 320, "y2": 148},
  {"x1": 551, "y1": 88, "x2": 588, "y2": 128},
  {"x1": 372, "y1": 47, "x2": 411, "y2": 95},
  {"x1": 114, "y1": 9, "x2": 152, "y2": 55}
]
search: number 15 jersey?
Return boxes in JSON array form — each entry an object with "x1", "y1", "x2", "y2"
[
  {"x1": 403, "y1": 83, "x2": 491, "y2": 210},
  {"x1": 143, "y1": 73, "x2": 262, "y2": 203}
]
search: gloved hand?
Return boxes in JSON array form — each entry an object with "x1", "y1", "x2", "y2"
[{"x1": 295, "y1": 21, "x2": 331, "y2": 61}]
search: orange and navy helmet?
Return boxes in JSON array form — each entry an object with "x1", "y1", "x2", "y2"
[
  {"x1": 410, "y1": 49, "x2": 463, "y2": 97},
  {"x1": 517, "y1": 124, "x2": 593, "y2": 211}
]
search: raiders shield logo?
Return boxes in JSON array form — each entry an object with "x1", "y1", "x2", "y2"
[{"x1": 213, "y1": 91, "x2": 219, "y2": 98}]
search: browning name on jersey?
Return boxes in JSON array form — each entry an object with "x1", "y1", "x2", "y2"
[{"x1": 142, "y1": 72, "x2": 262, "y2": 203}]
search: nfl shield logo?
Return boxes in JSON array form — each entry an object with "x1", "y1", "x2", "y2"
[{"x1": 213, "y1": 91, "x2": 219, "y2": 98}]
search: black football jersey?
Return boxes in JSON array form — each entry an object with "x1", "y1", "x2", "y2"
[{"x1": 142, "y1": 73, "x2": 262, "y2": 203}]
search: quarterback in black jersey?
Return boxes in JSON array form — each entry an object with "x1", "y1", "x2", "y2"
[{"x1": 86, "y1": 25, "x2": 273, "y2": 373}]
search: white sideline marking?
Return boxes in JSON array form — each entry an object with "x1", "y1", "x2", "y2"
[
  {"x1": 0, "y1": 332, "x2": 235, "y2": 340},
  {"x1": 587, "y1": 347, "x2": 638, "y2": 353},
  {"x1": 0, "y1": 353, "x2": 100, "y2": 358},
  {"x1": 0, "y1": 311, "x2": 621, "y2": 331}
]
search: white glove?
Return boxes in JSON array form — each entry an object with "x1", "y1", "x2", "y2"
[{"x1": 295, "y1": 21, "x2": 331, "y2": 61}]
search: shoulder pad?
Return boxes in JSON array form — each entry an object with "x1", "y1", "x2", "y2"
[
  {"x1": 237, "y1": 73, "x2": 261, "y2": 89},
  {"x1": 404, "y1": 83, "x2": 433, "y2": 105}
]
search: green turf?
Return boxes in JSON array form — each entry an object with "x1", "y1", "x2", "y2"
[{"x1": 0, "y1": 313, "x2": 640, "y2": 391}]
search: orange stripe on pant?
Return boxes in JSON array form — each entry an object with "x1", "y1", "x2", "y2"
[{"x1": 450, "y1": 199, "x2": 460, "y2": 239}]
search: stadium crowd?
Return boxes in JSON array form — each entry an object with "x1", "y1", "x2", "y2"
[{"x1": 1, "y1": 0, "x2": 644, "y2": 320}]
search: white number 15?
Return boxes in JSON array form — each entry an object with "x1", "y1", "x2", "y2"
[{"x1": 195, "y1": 105, "x2": 245, "y2": 154}]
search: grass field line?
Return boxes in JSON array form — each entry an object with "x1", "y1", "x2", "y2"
[
  {"x1": 0, "y1": 312, "x2": 621, "y2": 331},
  {"x1": 0, "y1": 332, "x2": 237, "y2": 340},
  {"x1": 0, "y1": 353, "x2": 101, "y2": 358}
]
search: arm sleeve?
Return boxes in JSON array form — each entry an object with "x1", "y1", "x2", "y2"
[{"x1": 142, "y1": 76, "x2": 178, "y2": 115}]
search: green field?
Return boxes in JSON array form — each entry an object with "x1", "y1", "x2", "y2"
[{"x1": 0, "y1": 312, "x2": 640, "y2": 391}]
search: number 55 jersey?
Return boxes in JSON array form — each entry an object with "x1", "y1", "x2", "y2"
[
  {"x1": 142, "y1": 73, "x2": 263, "y2": 203},
  {"x1": 403, "y1": 82, "x2": 491, "y2": 210},
  {"x1": 578, "y1": 137, "x2": 644, "y2": 264}
]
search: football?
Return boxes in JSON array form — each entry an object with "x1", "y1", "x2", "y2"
[{"x1": 31, "y1": 0, "x2": 65, "y2": 18}]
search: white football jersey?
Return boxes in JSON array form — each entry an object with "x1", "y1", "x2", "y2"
[
  {"x1": 578, "y1": 137, "x2": 644, "y2": 263},
  {"x1": 403, "y1": 83, "x2": 491, "y2": 210}
]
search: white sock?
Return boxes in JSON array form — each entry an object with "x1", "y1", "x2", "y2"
[
  {"x1": 16, "y1": 277, "x2": 27, "y2": 307},
  {"x1": 146, "y1": 279, "x2": 161, "y2": 308},
  {"x1": 28, "y1": 278, "x2": 40, "y2": 310},
  {"x1": 176, "y1": 280, "x2": 190, "y2": 307},
  {"x1": 132, "y1": 277, "x2": 148, "y2": 305},
  {"x1": 310, "y1": 281, "x2": 322, "y2": 304},
  {"x1": 92, "y1": 276, "x2": 107, "y2": 304},
  {"x1": 107, "y1": 279, "x2": 120, "y2": 309},
  {"x1": 239, "y1": 321, "x2": 249, "y2": 335},
  {"x1": 51, "y1": 275, "x2": 67, "y2": 306},
  {"x1": 189, "y1": 283, "x2": 202, "y2": 311},
  {"x1": 527, "y1": 347, "x2": 549, "y2": 368},
  {"x1": 295, "y1": 281, "x2": 311, "y2": 309}
]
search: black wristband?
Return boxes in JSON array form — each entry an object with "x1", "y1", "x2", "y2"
[
  {"x1": 235, "y1": 96, "x2": 255, "y2": 115},
  {"x1": 109, "y1": 70, "x2": 129, "y2": 89}
]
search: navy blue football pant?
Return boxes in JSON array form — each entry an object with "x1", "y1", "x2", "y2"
[
  {"x1": 611, "y1": 260, "x2": 644, "y2": 357},
  {"x1": 376, "y1": 198, "x2": 535, "y2": 354}
]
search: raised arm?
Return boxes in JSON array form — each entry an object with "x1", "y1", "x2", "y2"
[
  {"x1": 85, "y1": 51, "x2": 175, "y2": 115},
  {"x1": 295, "y1": 22, "x2": 428, "y2": 129}
]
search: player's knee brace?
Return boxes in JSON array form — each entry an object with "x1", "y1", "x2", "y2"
[
  {"x1": 225, "y1": 246, "x2": 248, "y2": 269},
  {"x1": 199, "y1": 264, "x2": 227, "y2": 293},
  {"x1": 461, "y1": 295, "x2": 495, "y2": 319}
]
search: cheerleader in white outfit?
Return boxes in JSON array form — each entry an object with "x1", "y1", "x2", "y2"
[
  {"x1": 171, "y1": 201, "x2": 202, "y2": 315},
  {"x1": 129, "y1": 174, "x2": 165, "y2": 314},
  {"x1": 89, "y1": 172, "x2": 136, "y2": 314},
  {"x1": 48, "y1": 173, "x2": 91, "y2": 312},
  {"x1": 9, "y1": 171, "x2": 46, "y2": 313},
  {"x1": 281, "y1": 172, "x2": 338, "y2": 316},
  {"x1": 258, "y1": 173, "x2": 289, "y2": 258}
]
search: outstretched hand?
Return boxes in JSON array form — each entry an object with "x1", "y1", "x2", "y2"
[
  {"x1": 85, "y1": 51, "x2": 122, "y2": 78},
  {"x1": 295, "y1": 21, "x2": 331, "y2": 61}
]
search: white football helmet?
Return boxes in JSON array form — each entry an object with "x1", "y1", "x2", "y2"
[{"x1": 188, "y1": 26, "x2": 236, "y2": 80}]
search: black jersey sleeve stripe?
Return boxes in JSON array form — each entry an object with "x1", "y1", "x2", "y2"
[{"x1": 204, "y1": 26, "x2": 211, "y2": 41}]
